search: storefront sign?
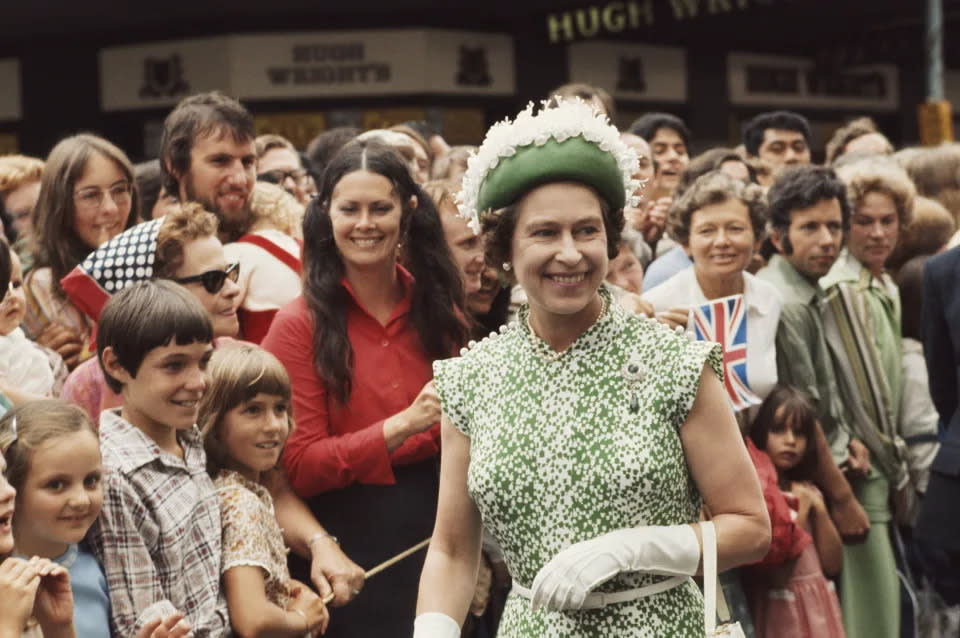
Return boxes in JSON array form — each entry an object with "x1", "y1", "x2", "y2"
[
  {"x1": 101, "y1": 30, "x2": 514, "y2": 110},
  {"x1": 546, "y1": 0, "x2": 773, "y2": 43},
  {"x1": 100, "y1": 38, "x2": 230, "y2": 111},
  {"x1": 0, "y1": 59, "x2": 22, "y2": 122},
  {"x1": 568, "y1": 42, "x2": 685, "y2": 101},
  {"x1": 728, "y1": 53, "x2": 899, "y2": 111}
]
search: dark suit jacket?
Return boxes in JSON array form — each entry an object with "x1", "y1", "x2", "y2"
[{"x1": 917, "y1": 246, "x2": 960, "y2": 550}]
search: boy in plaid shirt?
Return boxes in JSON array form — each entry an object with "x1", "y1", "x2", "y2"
[{"x1": 89, "y1": 281, "x2": 230, "y2": 637}]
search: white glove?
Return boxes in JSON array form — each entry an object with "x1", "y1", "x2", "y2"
[
  {"x1": 413, "y1": 612, "x2": 460, "y2": 638},
  {"x1": 530, "y1": 524, "x2": 700, "y2": 611}
]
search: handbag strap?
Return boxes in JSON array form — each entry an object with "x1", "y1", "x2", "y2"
[{"x1": 701, "y1": 520, "x2": 717, "y2": 633}]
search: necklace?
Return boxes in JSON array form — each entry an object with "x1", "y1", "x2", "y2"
[{"x1": 526, "y1": 292, "x2": 608, "y2": 363}]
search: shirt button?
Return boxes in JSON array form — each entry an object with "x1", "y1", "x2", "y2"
[{"x1": 381, "y1": 339, "x2": 389, "y2": 347}]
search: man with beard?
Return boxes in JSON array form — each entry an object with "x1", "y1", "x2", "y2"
[
  {"x1": 158, "y1": 90, "x2": 367, "y2": 607},
  {"x1": 160, "y1": 91, "x2": 257, "y2": 242},
  {"x1": 756, "y1": 165, "x2": 872, "y2": 545}
]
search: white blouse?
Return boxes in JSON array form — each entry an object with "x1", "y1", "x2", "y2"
[{"x1": 642, "y1": 268, "x2": 782, "y2": 400}]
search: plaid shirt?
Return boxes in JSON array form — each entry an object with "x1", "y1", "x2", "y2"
[{"x1": 89, "y1": 410, "x2": 231, "y2": 637}]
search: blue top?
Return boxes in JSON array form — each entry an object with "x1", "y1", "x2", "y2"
[
  {"x1": 57, "y1": 544, "x2": 111, "y2": 638},
  {"x1": 642, "y1": 245, "x2": 692, "y2": 292}
]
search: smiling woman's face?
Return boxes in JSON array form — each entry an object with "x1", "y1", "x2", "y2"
[
  {"x1": 687, "y1": 198, "x2": 755, "y2": 283},
  {"x1": 509, "y1": 182, "x2": 609, "y2": 323},
  {"x1": 329, "y1": 170, "x2": 405, "y2": 273}
]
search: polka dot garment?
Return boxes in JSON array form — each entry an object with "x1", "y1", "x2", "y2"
[
  {"x1": 60, "y1": 217, "x2": 162, "y2": 322},
  {"x1": 433, "y1": 285, "x2": 723, "y2": 637}
]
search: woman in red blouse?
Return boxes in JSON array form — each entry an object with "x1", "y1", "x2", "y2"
[{"x1": 262, "y1": 140, "x2": 467, "y2": 637}]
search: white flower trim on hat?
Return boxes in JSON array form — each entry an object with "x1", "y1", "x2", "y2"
[{"x1": 456, "y1": 98, "x2": 642, "y2": 235}]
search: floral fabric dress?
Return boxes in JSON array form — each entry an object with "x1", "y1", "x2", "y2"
[
  {"x1": 214, "y1": 470, "x2": 292, "y2": 608},
  {"x1": 433, "y1": 288, "x2": 723, "y2": 637}
]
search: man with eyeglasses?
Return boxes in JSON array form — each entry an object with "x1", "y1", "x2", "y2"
[
  {"x1": 256, "y1": 134, "x2": 312, "y2": 205},
  {"x1": 0, "y1": 154, "x2": 44, "y2": 271}
]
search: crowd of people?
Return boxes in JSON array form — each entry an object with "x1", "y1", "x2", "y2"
[{"x1": 0, "y1": 81, "x2": 959, "y2": 638}]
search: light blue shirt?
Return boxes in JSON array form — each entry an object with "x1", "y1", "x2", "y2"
[
  {"x1": 642, "y1": 245, "x2": 692, "y2": 292},
  {"x1": 61, "y1": 544, "x2": 111, "y2": 638}
]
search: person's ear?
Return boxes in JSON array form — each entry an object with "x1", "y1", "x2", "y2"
[
  {"x1": 408, "y1": 194, "x2": 418, "y2": 211},
  {"x1": 101, "y1": 347, "x2": 133, "y2": 385}
]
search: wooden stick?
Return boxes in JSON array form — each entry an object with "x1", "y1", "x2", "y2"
[{"x1": 321, "y1": 537, "x2": 432, "y2": 604}]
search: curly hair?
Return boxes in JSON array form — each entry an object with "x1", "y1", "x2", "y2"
[
  {"x1": 824, "y1": 117, "x2": 892, "y2": 166},
  {"x1": 667, "y1": 170, "x2": 767, "y2": 245},
  {"x1": 249, "y1": 181, "x2": 304, "y2": 237},
  {"x1": 153, "y1": 202, "x2": 219, "y2": 279},
  {"x1": 836, "y1": 157, "x2": 915, "y2": 228}
]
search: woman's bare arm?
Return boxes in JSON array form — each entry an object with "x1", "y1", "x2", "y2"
[
  {"x1": 680, "y1": 365, "x2": 771, "y2": 572},
  {"x1": 415, "y1": 415, "x2": 483, "y2": 624}
]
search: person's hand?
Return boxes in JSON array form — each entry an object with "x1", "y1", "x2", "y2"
[
  {"x1": 791, "y1": 482, "x2": 814, "y2": 531},
  {"x1": 289, "y1": 583, "x2": 330, "y2": 636},
  {"x1": 828, "y1": 490, "x2": 870, "y2": 544},
  {"x1": 31, "y1": 558, "x2": 74, "y2": 632},
  {"x1": 643, "y1": 197, "x2": 671, "y2": 244},
  {"x1": 845, "y1": 439, "x2": 871, "y2": 478},
  {"x1": 136, "y1": 613, "x2": 191, "y2": 638},
  {"x1": 621, "y1": 294, "x2": 655, "y2": 318},
  {"x1": 0, "y1": 557, "x2": 42, "y2": 635},
  {"x1": 656, "y1": 307, "x2": 689, "y2": 331},
  {"x1": 469, "y1": 555, "x2": 493, "y2": 617},
  {"x1": 402, "y1": 381, "x2": 442, "y2": 436},
  {"x1": 308, "y1": 538, "x2": 365, "y2": 608},
  {"x1": 530, "y1": 525, "x2": 699, "y2": 611},
  {"x1": 34, "y1": 324, "x2": 83, "y2": 369}
]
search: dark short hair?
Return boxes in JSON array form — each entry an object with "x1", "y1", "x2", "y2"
[
  {"x1": 134, "y1": 159, "x2": 163, "y2": 222},
  {"x1": 97, "y1": 280, "x2": 213, "y2": 393},
  {"x1": 160, "y1": 91, "x2": 255, "y2": 197},
  {"x1": 483, "y1": 187, "x2": 623, "y2": 270},
  {"x1": 675, "y1": 147, "x2": 753, "y2": 199},
  {"x1": 304, "y1": 127, "x2": 360, "y2": 180},
  {"x1": 766, "y1": 165, "x2": 850, "y2": 255},
  {"x1": 628, "y1": 113, "x2": 690, "y2": 147},
  {"x1": 742, "y1": 111, "x2": 811, "y2": 156}
]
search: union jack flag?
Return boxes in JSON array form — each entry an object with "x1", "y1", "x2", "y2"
[{"x1": 691, "y1": 294, "x2": 761, "y2": 413}]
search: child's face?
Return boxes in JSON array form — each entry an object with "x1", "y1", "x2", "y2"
[
  {"x1": 0, "y1": 455, "x2": 15, "y2": 555},
  {"x1": 0, "y1": 251, "x2": 26, "y2": 336},
  {"x1": 220, "y1": 392, "x2": 290, "y2": 479},
  {"x1": 13, "y1": 430, "x2": 102, "y2": 557},
  {"x1": 119, "y1": 341, "x2": 214, "y2": 433},
  {"x1": 765, "y1": 409, "x2": 808, "y2": 472}
]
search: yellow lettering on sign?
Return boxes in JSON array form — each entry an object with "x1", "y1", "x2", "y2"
[
  {"x1": 628, "y1": 0, "x2": 655, "y2": 26},
  {"x1": 547, "y1": 11, "x2": 576, "y2": 42},
  {"x1": 602, "y1": 2, "x2": 626, "y2": 31},
  {"x1": 576, "y1": 7, "x2": 602, "y2": 38},
  {"x1": 670, "y1": 0, "x2": 700, "y2": 19},
  {"x1": 708, "y1": 0, "x2": 733, "y2": 12}
]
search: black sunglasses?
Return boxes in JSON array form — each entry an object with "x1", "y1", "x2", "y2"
[{"x1": 174, "y1": 262, "x2": 240, "y2": 294}]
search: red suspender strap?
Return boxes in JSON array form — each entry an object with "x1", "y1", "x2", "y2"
[{"x1": 235, "y1": 233, "x2": 303, "y2": 276}]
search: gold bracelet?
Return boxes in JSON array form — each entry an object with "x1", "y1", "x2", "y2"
[{"x1": 293, "y1": 608, "x2": 308, "y2": 631}]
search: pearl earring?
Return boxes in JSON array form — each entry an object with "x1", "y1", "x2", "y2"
[{"x1": 502, "y1": 262, "x2": 512, "y2": 271}]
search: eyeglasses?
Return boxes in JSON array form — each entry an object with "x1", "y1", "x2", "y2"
[
  {"x1": 173, "y1": 262, "x2": 240, "y2": 294},
  {"x1": 258, "y1": 169, "x2": 308, "y2": 186},
  {"x1": 74, "y1": 181, "x2": 133, "y2": 211}
]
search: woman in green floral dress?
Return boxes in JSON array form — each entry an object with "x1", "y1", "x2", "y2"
[{"x1": 414, "y1": 100, "x2": 770, "y2": 637}]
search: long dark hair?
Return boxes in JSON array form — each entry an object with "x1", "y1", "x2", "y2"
[
  {"x1": 749, "y1": 385, "x2": 820, "y2": 483},
  {"x1": 303, "y1": 140, "x2": 467, "y2": 404}
]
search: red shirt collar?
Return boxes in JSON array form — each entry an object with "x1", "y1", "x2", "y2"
[{"x1": 339, "y1": 264, "x2": 415, "y2": 323}]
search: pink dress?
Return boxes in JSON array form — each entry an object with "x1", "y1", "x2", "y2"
[{"x1": 749, "y1": 515, "x2": 846, "y2": 638}]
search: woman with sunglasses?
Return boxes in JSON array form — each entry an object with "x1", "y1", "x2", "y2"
[
  {"x1": 261, "y1": 140, "x2": 467, "y2": 637},
  {"x1": 58, "y1": 202, "x2": 241, "y2": 423},
  {"x1": 23, "y1": 134, "x2": 140, "y2": 370}
]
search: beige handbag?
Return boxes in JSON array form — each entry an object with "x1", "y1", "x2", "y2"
[{"x1": 701, "y1": 521, "x2": 747, "y2": 638}]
